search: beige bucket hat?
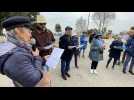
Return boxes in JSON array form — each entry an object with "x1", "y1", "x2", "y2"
[{"x1": 35, "y1": 15, "x2": 47, "y2": 24}]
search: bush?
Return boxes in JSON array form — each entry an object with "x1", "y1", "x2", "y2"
[{"x1": 0, "y1": 33, "x2": 4, "y2": 36}]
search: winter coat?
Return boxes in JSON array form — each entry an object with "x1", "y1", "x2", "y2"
[
  {"x1": 109, "y1": 40, "x2": 123, "y2": 59},
  {"x1": 0, "y1": 41, "x2": 44, "y2": 87},
  {"x1": 125, "y1": 36, "x2": 134, "y2": 57},
  {"x1": 32, "y1": 28, "x2": 55, "y2": 57},
  {"x1": 71, "y1": 35, "x2": 79, "y2": 55},
  {"x1": 89, "y1": 38, "x2": 104, "y2": 61},
  {"x1": 59, "y1": 34, "x2": 73, "y2": 61}
]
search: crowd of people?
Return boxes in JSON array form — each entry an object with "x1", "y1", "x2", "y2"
[{"x1": 0, "y1": 15, "x2": 134, "y2": 87}]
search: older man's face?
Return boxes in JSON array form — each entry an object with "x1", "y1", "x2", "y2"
[{"x1": 15, "y1": 27, "x2": 32, "y2": 43}]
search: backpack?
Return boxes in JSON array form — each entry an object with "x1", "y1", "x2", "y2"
[{"x1": 0, "y1": 52, "x2": 13, "y2": 75}]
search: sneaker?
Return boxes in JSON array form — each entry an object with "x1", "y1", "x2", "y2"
[
  {"x1": 75, "y1": 66, "x2": 79, "y2": 69},
  {"x1": 65, "y1": 72, "x2": 71, "y2": 77},
  {"x1": 106, "y1": 65, "x2": 108, "y2": 69},
  {"x1": 90, "y1": 69, "x2": 94, "y2": 74},
  {"x1": 94, "y1": 70, "x2": 98, "y2": 74},
  {"x1": 61, "y1": 74, "x2": 67, "y2": 80},
  {"x1": 122, "y1": 70, "x2": 126, "y2": 74},
  {"x1": 129, "y1": 70, "x2": 134, "y2": 75}
]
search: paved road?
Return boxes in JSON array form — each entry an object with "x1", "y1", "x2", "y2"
[{"x1": 0, "y1": 38, "x2": 134, "y2": 87}]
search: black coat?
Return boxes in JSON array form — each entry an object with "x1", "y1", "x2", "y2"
[
  {"x1": 109, "y1": 40, "x2": 123, "y2": 59},
  {"x1": 59, "y1": 34, "x2": 73, "y2": 60},
  {"x1": 71, "y1": 35, "x2": 80, "y2": 55}
]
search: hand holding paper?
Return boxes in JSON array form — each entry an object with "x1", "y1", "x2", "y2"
[{"x1": 45, "y1": 48, "x2": 64, "y2": 69}]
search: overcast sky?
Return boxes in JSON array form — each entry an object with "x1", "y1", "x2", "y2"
[{"x1": 40, "y1": 12, "x2": 134, "y2": 34}]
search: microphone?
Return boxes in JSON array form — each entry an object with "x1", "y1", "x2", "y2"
[{"x1": 31, "y1": 38, "x2": 36, "y2": 51}]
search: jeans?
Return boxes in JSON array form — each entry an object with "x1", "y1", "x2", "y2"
[
  {"x1": 122, "y1": 51, "x2": 126, "y2": 63},
  {"x1": 123, "y1": 54, "x2": 134, "y2": 72},
  {"x1": 61, "y1": 59, "x2": 71, "y2": 75},
  {"x1": 79, "y1": 48, "x2": 86, "y2": 56}
]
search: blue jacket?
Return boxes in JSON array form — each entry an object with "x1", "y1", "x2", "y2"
[
  {"x1": 89, "y1": 38, "x2": 104, "y2": 61},
  {"x1": 125, "y1": 36, "x2": 134, "y2": 57},
  {"x1": 0, "y1": 42, "x2": 44, "y2": 87},
  {"x1": 80, "y1": 34, "x2": 88, "y2": 49}
]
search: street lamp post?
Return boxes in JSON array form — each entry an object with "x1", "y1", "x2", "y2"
[{"x1": 87, "y1": 12, "x2": 90, "y2": 30}]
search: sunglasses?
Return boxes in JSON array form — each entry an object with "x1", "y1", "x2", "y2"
[{"x1": 39, "y1": 23, "x2": 46, "y2": 26}]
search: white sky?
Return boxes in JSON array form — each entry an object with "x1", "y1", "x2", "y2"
[{"x1": 40, "y1": 12, "x2": 134, "y2": 34}]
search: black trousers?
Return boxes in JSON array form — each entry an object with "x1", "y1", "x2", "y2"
[
  {"x1": 106, "y1": 57, "x2": 118, "y2": 68},
  {"x1": 91, "y1": 61, "x2": 98, "y2": 69},
  {"x1": 74, "y1": 54, "x2": 78, "y2": 67}
]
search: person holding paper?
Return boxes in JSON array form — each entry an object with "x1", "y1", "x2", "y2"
[
  {"x1": 59, "y1": 26, "x2": 74, "y2": 80},
  {"x1": 32, "y1": 15, "x2": 56, "y2": 57}
]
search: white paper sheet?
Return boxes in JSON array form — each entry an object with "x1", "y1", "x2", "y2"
[{"x1": 45, "y1": 48, "x2": 64, "y2": 69}]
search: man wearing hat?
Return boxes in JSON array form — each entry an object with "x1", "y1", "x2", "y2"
[
  {"x1": 123, "y1": 27, "x2": 134, "y2": 75},
  {"x1": 0, "y1": 16, "x2": 51, "y2": 87},
  {"x1": 59, "y1": 26, "x2": 74, "y2": 80},
  {"x1": 32, "y1": 15, "x2": 55, "y2": 58}
]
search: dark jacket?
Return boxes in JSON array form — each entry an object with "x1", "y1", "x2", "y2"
[
  {"x1": 32, "y1": 28, "x2": 55, "y2": 57},
  {"x1": 59, "y1": 34, "x2": 73, "y2": 60},
  {"x1": 109, "y1": 40, "x2": 123, "y2": 59},
  {"x1": 0, "y1": 42, "x2": 44, "y2": 87},
  {"x1": 125, "y1": 36, "x2": 134, "y2": 57},
  {"x1": 71, "y1": 35, "x2": 79, "y2": 55},
  {"x1": 89, "y1": 33, "x2": 96, "y2": 43}
]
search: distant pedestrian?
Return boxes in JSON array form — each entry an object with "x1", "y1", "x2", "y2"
[
  {"x1": 79, "y1": 32, "x2": 88, "y2": 58},
  {"x1": 106, "y1": 36, "x2": 123, "y2": 69},
  {"x1": 123, "y1": 27, "x2": 134, "y2": 75}
]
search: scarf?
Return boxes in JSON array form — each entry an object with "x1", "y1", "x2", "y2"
[{"x1": 6, "y1": 31, "x2": 32, "y2": 52}]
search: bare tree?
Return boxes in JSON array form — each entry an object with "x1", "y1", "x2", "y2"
[
  {"x1": 92, "y1": 12, "x2": 115, "y2": 33},
  {"x1": 75, "y1": 16, "x2": 87, "y2": 35}
]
